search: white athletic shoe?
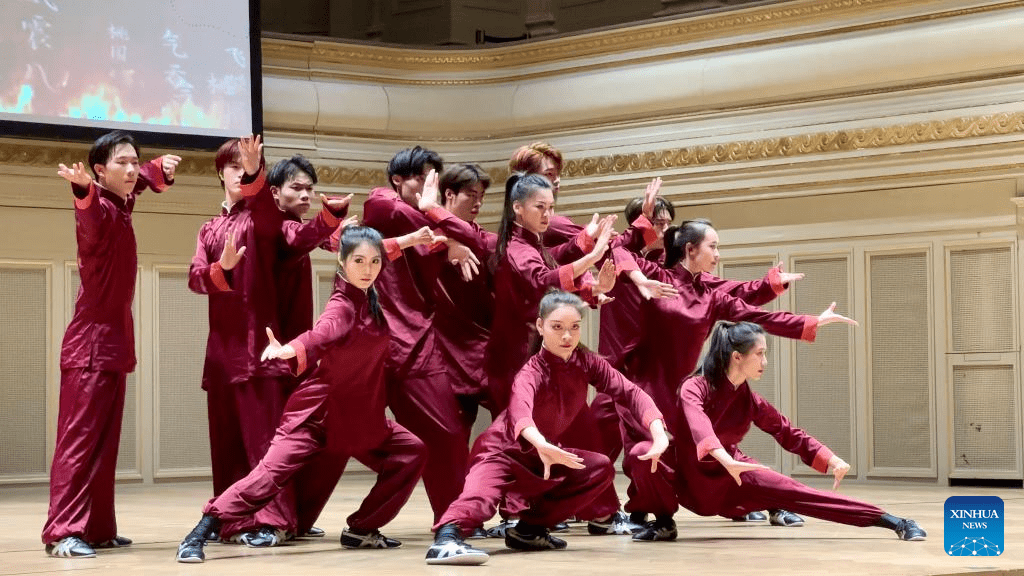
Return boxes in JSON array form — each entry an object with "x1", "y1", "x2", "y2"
[{"x1": 425, "y1": 540, "x2": 490, "y2": 565}]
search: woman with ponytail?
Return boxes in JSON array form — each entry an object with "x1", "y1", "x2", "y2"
[
  {"x1": 486, "y1": 172, "x2": 619, "y2": 415},
  {"x1": 425, "y1": 291, "x2": 669, "y2": 566},
  {"x1": 609, "y1": 218, "x2": 848, "y2": 537},
  {"x1": 640, "y1": 321, "x2": 926, "y2": 543},
  {"x1": 175, "y1": 226, "x2": 441, "y2": 563}
]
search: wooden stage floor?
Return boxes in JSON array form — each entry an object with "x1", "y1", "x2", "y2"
[{"x1": 2, "y1": 475, "x2": 1022, "y2": 575}]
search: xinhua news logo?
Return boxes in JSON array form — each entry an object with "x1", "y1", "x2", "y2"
[{"x1": 944, "y1": 496, "x2": 1003, "y2": 556}]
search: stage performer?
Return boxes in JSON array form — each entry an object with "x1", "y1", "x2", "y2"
[
  {"x1": 44, "y1": 131, "x2": 178, "y2": 558},
  {"x1": 176, "y1": 226, "x2": 438, "y2": 563},
  {"x1": 425, "y1": 291, "x2": 669, "y2": 565},
  {"x1": 635, "y1": 321, "x2": 927, "y2": 543},
  {"x1": 188, "y1": 136, "x2": 348, "y2": 546}
]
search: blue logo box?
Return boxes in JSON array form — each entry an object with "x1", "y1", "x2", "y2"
[{"x1": 944, "y1": 496, "x2": 1003, "y2": 556}]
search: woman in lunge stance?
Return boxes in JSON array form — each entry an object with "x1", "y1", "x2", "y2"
[
  {"x1": 425, "y1": 291, "x2": 669, "y2": 565},
  {"x1": 175, "y1": 226, "x2": 440, "y2": 563},
  {"x1": 650, "y1": 321, "x2": 927, "y2": 542}
]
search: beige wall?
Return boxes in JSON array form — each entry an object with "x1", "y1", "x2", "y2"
[{"x1": 2, "y1": 0, "x2": 1024, "y2": 485}]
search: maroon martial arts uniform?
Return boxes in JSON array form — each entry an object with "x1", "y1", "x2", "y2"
[
  {"x1": 275, "y1": 212, "x2": 341, "y2": 349},
  {"x1": 435, "y1": 347, "x2": 662, "y2": 534},
  {"x1": 189, "y1": 168, "x2": 342, "y2": 537},
  {"x1": 612, "y1": 252, "x2": 813, "y2": 516},
  {"x1": 642, "y1": 374, "x2": 882, "y2": 526},
  {"x1": 432, "y1": 222, "x2": 497, "y2": 413},
  {"x1": 362, "y1": 187, "x2": 488, "y2": 522},
  {"x1": 204, "y1": 263, "x2": 425, "y2": 534},
  {"x1": 484, "y1": 226, "x2": 595, "y2": 415},
  {"x1": 43, "y1": 158, "x2": 171, "y2": 545}
]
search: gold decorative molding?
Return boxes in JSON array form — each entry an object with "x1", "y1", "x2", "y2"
[
  {"x1": 561, "y1": 112, "x2": 1024, "y2": 177},
  {"x1": 263, "y1": 0, "x2": 1024, "y2": 76},
  {"x1": 0, "y1": 142, "x2": 219, "y2": 177},
  {"x1": 2, "y1": 112, "x2": 1023, "y2": 186},
  {"x1": 314, "y1": 166, "x2": 386, "y2": 188}
]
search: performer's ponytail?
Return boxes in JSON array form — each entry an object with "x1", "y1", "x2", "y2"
[
  {"x1": 495, "y1": 172, "x2": 556, "y2": 262},
  {"x1": 663, "y1": 218, "x2": 714, "y2": 269},
  {"x1": 697, "y1": 321, "x2": 766, "y2": 388}
]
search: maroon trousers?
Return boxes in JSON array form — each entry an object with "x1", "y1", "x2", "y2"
[
  {"x1": 590, "y1": 392, "x2": 624, "y2": 463},
  {"x1": 205, "y1": 377, "x2": 295, "y2": 537},
  {"x1": 629, "y1": 440, "x2": 886, "y2": 526},
  {"x1": 691, "y1": 468, "x2": 885, "y2": 527},
  {"x1": 205, "y1": 419, "x2": 425, "y2": 532},
  {"x1": 435, "y1": 448, "x2": 614, "y2": 536},
  {"x1": 622, "y1": 440, "x2": 678, "y2": 517},
  {"x1": 387, "y1": 369, "x2": 473, "y2": 523},
  {"x1": 43, "y1": 368, "x2": 126, "y2": 544},
  {"x1": 557, "y1": 405, "x2": 623, "y2": 521}
]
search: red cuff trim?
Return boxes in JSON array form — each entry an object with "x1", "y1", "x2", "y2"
[
  {"x1": 642, "y1": 409, "x2": 664, "y2": 429},
  {"x1": 812, "y1": 447, "x2": 834, "y2": 474},
  {"x1": 513, "y1": 417, "x2": 536, "y2": 440},
  {"x1": 425, "y1": 206, "x2": 452, "y2": 223},
  {"x1": 209, "y1": 262, "x2": 232, "y2": 292},
  {"x1": 319, "y1": 207, "x2": 340, "y2": 228},
  {"x1": 558, "y1": 264, "x2": 575, "y2": 291},
  {"x1": 73, "y1": 183, "x2": 96, "y2": 210},
  {"x1": 634, "y1": 214, "x2": 658, "y2": 247},
  {"x1": 575, "y1": 231, "x2": 595, "y2": 253},
  {"x1": 801, "y1": 316, "x2": 818, "y2": 342},
  {"x1": 768, "y1": 266, "x2": 785, "y2": 295},
  {"x1": 291, "y1": 339, "x2": 307, "y2": 376},
  {"x1": 382, "y1": 238, "x2": 403, "y2": 261},
  {"x1": 241, "y1": 169, "x2": 266, "y2": 198},
  {"x1": 696, "y1": 436, "x2": 723, "y2": 461}
]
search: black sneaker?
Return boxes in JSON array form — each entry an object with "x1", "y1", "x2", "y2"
[
  {"x1": 302, "y1": 526, "x2": 325, "y2": 538},
  {"x1": 176, "y1": 514, "x2": 221, "y2": 563},
  {"x1": 231, "y1": 526, "x2": 287, "y2": 547},
  {"x1": 628, "y1": 511, "x2": 649, "y2": 525},
  {"x1": 732, "y1": 511, "x2": 767, "y2": 522},
  {"x1": 176, "y1": 536, "x2": 206, "y2": 563},
  {"x1": 588, "y1": 510, "x2": 644, "y2": 535},
  {"x1": 341, "y1": 528, "x2": 401, "y2": 549},
  {"x1": 92, "y1": 535, "x2": 132, "y2": 548},
  {"x1": 45, "y1": 536, "x2": 96, "y2": 558},
  {"x1": 894, "y1": 519, "x2": 927, "y2": 541},
  {"x1": 769, "y1": 510, "x2": 804, "y2": 527},
  {"x1": 632, "y1": 516, "x2": 677, "y2": 542},
  {"x1": 467, "y1": 527, "x2": 488, "y2": 539},
  {"x1": 505, "y1": 523, "x2": 567, "y2": 551},
  {"x1": 486, "y1": 519, "x2": 517, "y2": 538},
  {"x1": 426, "y1": 525, "x2": 490, "y2": 566}
]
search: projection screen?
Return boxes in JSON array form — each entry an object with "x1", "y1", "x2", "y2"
[{"x1": 0, "y1": 0, "x2": 261, "y2": 149}]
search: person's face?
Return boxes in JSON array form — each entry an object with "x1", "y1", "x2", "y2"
[
  {"x1": 513, "y1": 187, "x2": 555, "y2": 235},
  {"x1": 732, "y1": 334, "x2": 767, "y2": 385},
  {"x1": 273, "y1": 172, "x2": 315, "y2": 218},
  {"x1": 220, "y1": 160, "x2": 245, "y2": 202},
  {"x1": 445, "y1": 182, "x2": 485, "y2": 222},
  {"x1": 652, "y1": 208, "x2": 673, "y2": 239},
  {"x1": 95, "y1": 143, "x2": 139, "y2": 197},
  {"x1": 341, "y1": 242, "x2": 383, "y2": 291},
  {"x1": 535, "y1": 304, "x2": 583, "y2": 360},
  {"x1": 537, "y1": 156, "x2": 560, "y2": 196},
  {"x1": 687, "y1": 227, "x2": 720, "y2": 274},
  {"x1": 392, "y1": 167, "x2": 430, "y2": 206}
]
